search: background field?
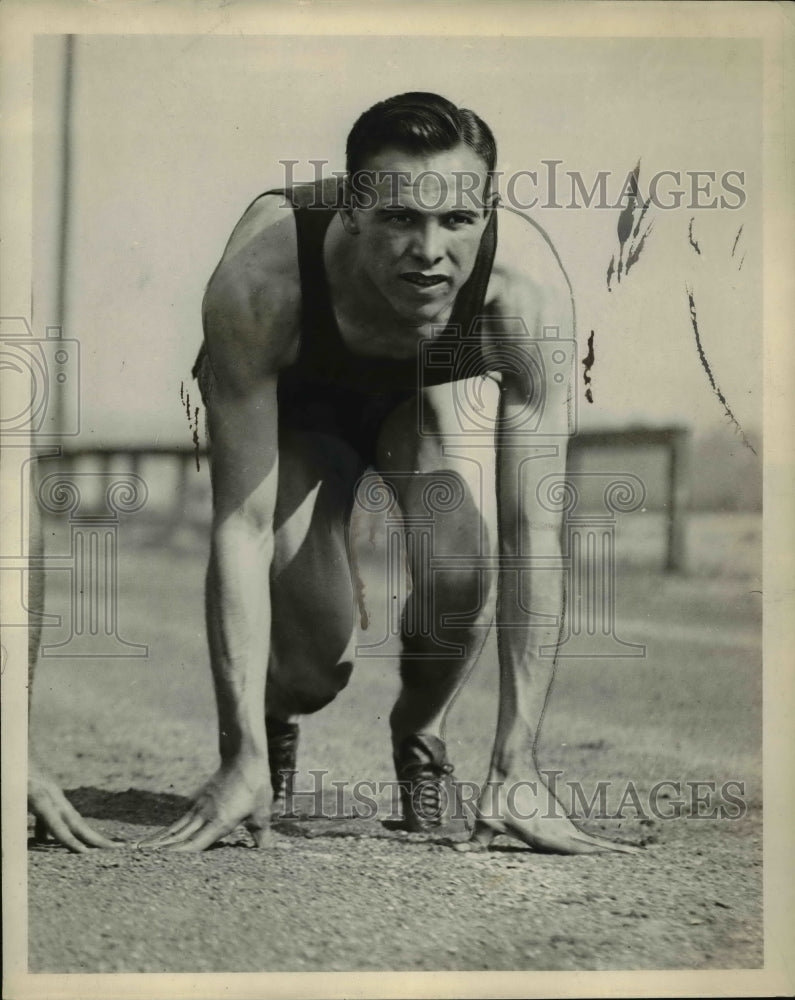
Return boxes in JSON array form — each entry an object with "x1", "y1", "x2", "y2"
[{"x1": 28, "y1": 506, "x2": 762, "y2": 972}]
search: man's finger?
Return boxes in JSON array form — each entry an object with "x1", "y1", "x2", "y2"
[
  {"x1": 139, "y1": 813, "x2": 205, "y2": 849},
  {"x1": 166, "y1": 818, "x2": 234, "y2": 853},
  {"x1": 136, "y1": 810, "x2": 200, "y2": 847},
  {"x1": 529, "y1": 827, "x2": 641, "y2": 855},
  {"x1": 42, "y1": 813, "x2": 90, "y2": 854},
  {"x1": 245, "y1": 810, "x2": 275, "y2": 849},
  {"x1": 65, "y1": 809, "x2": 124, "y2": 849},
  {"x1": 470, "y1": 821, "x2": 497, "y2": 848},
  {"x1": 249, "y1": 826, "x2": 277, "y2": 849},
  {"x1": 452, "y1": 822, "x2": 494, "y2": 852},
  {"x1": 572, "y1": 833, "x2": 640, "y2": 855}
]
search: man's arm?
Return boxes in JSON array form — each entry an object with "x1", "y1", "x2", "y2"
[
  {"x1": 28, "y1": 474, "x2": 120, "y2": 850},
  {"x1": 141, "y1": 258, "x2": 285, "y2": 852},
  {"x1": 472, "y1": 260, "x2": 634, "y2": 854},
  {"x1": 491, "y1": 319, "x2": 571, "y2": 781},
  {"x1": 490, "y1": 275, "x2": 573, "y2": 776}
]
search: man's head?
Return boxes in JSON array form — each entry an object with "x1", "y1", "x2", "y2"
[{"x1": 341, "y1": 93, "x2": 498, "y2": 326}]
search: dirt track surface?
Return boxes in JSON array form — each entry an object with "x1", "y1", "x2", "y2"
[
  {"x1": 30, "y1": 813, "x2": 760, "y2": 973},
  {"x1": 28, "y1": 513, "x2": 763, "y2": 972}
]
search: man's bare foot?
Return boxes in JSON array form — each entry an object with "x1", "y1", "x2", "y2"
[
  {"x1": 28, "y1": 760, "x2": 123, "y2": 852},
  {"x1": 452, "y1": 774, "x2": 638, "y2": 855}
]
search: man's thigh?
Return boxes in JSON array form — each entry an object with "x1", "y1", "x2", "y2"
[
  {"x1": 374, "y1": 377, "x2": 499, "y2": 540},
  {"x1": 268, "y1": 430, "x2": 365, "y2": 706},
  {"x1": 272, "y1": 428, "x2": 364, "y2": 576}
]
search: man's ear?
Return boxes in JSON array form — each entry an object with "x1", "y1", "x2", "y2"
[
  {"x1": 483, "y1": 189, "x2": 501, "y2": 221},
  {"x1": 339, "y1": 208, "x2": 360, "y2": 235},
  {"x1": 339, "y1": 176, "x2": 360, "y2": 234}
]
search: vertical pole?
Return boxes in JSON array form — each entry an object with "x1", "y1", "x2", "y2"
[
  {"x1": 564, "y1": 440, "x2": 582, "y2": 552},
  {"x1": 174, "y1": 452, "x2": 189, "y2": 536},
  {"x1": 55, "y1": 35, "x2": 75, "y2": 437},
  {"x1": 665, "y1": 428, "x2": 691, "y2": 573}
]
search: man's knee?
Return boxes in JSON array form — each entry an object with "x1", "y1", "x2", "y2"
[
  {"x1": 401, "y1": 559, "x2": 495, "y2": 659},
  {"x1": 268, "y1": 658, "x2": 354, "y2": 716}
]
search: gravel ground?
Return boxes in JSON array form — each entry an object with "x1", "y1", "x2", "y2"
[
  {"x1": 29, "y1": 805, "x2": 761, "y2": 973},
  {"x1": 27, "y1": 514, "x2": 763, "y2": 973}
]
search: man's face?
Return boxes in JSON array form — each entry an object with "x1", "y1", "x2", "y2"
[{"x1": 345, "y1": 144, "x2": 492, "y2": 325}]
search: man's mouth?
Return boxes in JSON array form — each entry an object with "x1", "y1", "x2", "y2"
[{"x1": 400, "y1": 272, "x2": 448, "y2": 288}]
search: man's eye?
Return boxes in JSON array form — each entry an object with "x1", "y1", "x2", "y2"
[
  {"x1": 388, "y1": 214, "x2": 414, "y2": 225},
  {"x1": 446, "y1": 214, "x2": 475, "y2": 227}
]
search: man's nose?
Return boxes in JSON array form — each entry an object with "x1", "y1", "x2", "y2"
[{"x1": 410, "y1": 221, "x2": 444, "y2": 266}]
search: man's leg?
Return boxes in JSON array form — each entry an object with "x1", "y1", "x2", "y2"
[
  {"x1": 263, "y1": 430, "x2": 364, "y2": 806},
  {"x1": 375, "y1": 379, "x2": 499, "y2": 829},
  {"x1": 375, "y1": 384, "x2": 636, "y2": 852}
]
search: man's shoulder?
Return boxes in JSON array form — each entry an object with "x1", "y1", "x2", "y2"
[
  {"x1": 221, "y1": 192, "x2": 297, "y2": 261},
  {"x1": 488, "y1": 206, "x2": 573, "y2": 324},
  {"x1": 218, "y1": 180, "x2": 338, "y2": 264},
  {"x1": 206, "y1": 194, "x2": 302, "y2": 325},
  {"x1": 213, "y1": 192, "x2": 301, "y2": 291},
  {"x1": 202, "y1": 193, "x2": 302, "y2": 373}
]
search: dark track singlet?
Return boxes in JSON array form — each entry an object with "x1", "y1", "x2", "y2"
[{"x1": 195, "y1": 177, "x2": 498, "y2": 466}]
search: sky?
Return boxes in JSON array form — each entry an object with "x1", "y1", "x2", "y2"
[{"x1": 33, "y1": 33, "x2": 762, "y2": 448}]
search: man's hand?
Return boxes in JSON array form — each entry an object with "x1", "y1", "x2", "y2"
[
  {"x1": 28, "y1": 760, "x2": 121, "y2": 852},
  {"x1": 454, "y1": 769, "x2": 638, "y2": 855},
  {"x1": 136, "y1": 755, "x2": 272, "y2": 852}
]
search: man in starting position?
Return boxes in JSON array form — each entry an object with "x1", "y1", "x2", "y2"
[{"x1": 31, "y1": 92, "x2": 632, "y2": 853}]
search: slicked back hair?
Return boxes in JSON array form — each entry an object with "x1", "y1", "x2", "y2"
[{"x1": 346, "y1": 91, "x2": 497, "y2": 183}]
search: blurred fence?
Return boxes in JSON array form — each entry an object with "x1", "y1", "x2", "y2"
[
  {"x1": 568, "y1": 426, "x2": 691, "y2": 573},
  {"x1": 37, "y1": 426, "x2": 692, "y2": 572}
]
